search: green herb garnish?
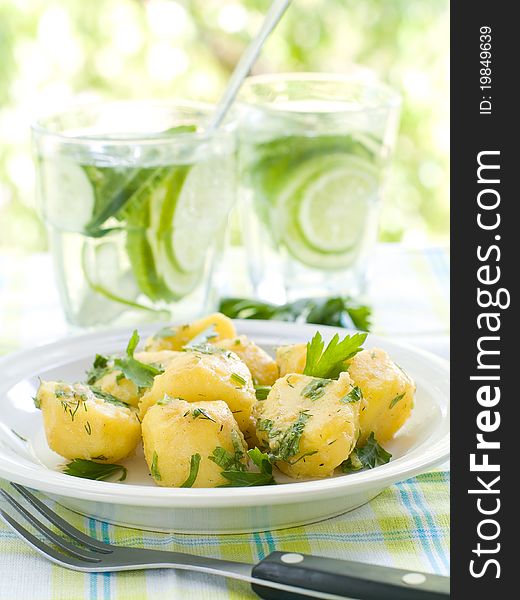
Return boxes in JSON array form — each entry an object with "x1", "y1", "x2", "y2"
[
  {"x1": 301, "y1": 378, "x2": 330, "y2": 401},
  {"x1": 33, "y1": 394, "x2": 41, "y2": 409},
  {"x1": 389, "y1": 392, "x2": 406, "y2": 409},
  {"x1": 287, "y1": 450, "x2": 318, "y2": 465},
  {"x1": 192, "y1": 407, "x2": 216, "y2": 422},
  {"x1": 183, "y1": 343, "x2": 225, "y2": 355},
  {"x1": 86, "y1": 354, "x2": 112, "y2": 385},
  {"x1": 209, "y1": 433, "x2": 246, "y2": 472},
  {"x1": 271, "y1": 411, "x2": 312, "y2": 462},
  {"x1": 209, "y1": 446, "x2": 243, "y2": 471},
  {"x1": 303, "y1": 331, "x2": 367, "y2": 379},
  {"x1": 180, "y1": 453, "x2": 201, "y2": 488},
  {"x1": 255, "y1": 385, "x2": 271, "y2": 400},
  {"x1": 63, "y1": 458, "x2": 127, "y2": 481},
  {"x1": 230, "y1": 372, "x2": 246, "y2": 387},
  {"x1": 89, "y1": 386, "x2": 131, "y2": 408},
  {"x1": 341, "y1": 386, "x2": 363, "y2": 403},
  {"x1": 219, "y1": 448, "x2": 276, "y2": 487},
  {"x1": 341, "y1": 433, "x2": 392, "y2": 472},
  {"x1": 150, "y1": 451, "x2": 162, "y2": 481},
  {"x1": 219, "y1": 296, "x2": 372, "y2": 331},
  {"x1": 114, "y1": 330, "x2": 164, "y2": 388},
  {"x1": 157, "y1": 395, "x2": 174, "y2": 406}
]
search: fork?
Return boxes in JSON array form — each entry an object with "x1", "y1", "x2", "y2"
[{"x1": 0, "y1": 483, "x2": 449, "y2": 600}]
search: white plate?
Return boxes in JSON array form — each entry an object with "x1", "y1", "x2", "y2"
[{"x1": 0, "y1": 320, "x2": 449, "y2": 534}]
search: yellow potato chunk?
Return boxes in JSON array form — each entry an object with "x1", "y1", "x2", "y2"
[
  {"x1": 214, "y1": 336, "x2": 279, "y2": 385},
  {"x1": 142, "y1": 398, "x2": 248, "y2": 487},
  {"x1": 145, "y1": 313, "x2": 236, "y2": 352},
  {"x1": 93, "y1": 351, "x2": 180, "y2": 408},
  {"x1": 276, "y1": 343, "x2": 307, "y2": 377},
  {"x1": 348, "y1": 348, "x2": 415, "y2": 444},
  {"x1": 254, "y1": 373, "x2": 363, "y2": 479},
  {"x1": 139, "y1": 348, "x2": 256, "y2": 433},
  {"x1": 36, "y1": 381, "x2": 141, "y2": 462}
]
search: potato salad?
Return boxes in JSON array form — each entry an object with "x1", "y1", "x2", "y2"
[{"x1": 34, "y1": 312, "x2": 415, "y2": 487}]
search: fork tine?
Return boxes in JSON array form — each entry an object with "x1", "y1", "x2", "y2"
[
  {"x1": 10, "y1": 483, "x2": 111, "y2": 553},
  {"x1": 1, "y1": 490, "x2": 102, "y2": 562},
  {"x1": 0, "y1": 508, "x2": 94, "y2": 571}
]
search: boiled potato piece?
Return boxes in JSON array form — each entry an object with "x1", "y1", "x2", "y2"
[
  {"x1": 276, "y1": 343, "x2": 307, "y2": 377},
  {"x1": 36, "y1": 381, "x2": 141, "y2": 462},
  {"x1": 139, "y1": 348, "x2": 256, "y2": 433},
  {"x1": 254, "y1": 372, "x2": 363, "y2": 478},
  {"x1": 142, "y1": 398, "x2": 248, "y2": 487},
  {"x1": 93, "y1": 350, "x2": 180, "y2": 408},
  {"x1": 275, "y1": 343, "x2": 415, "y2": 443},
  {"x1": 145, "y1": 312, "x2": 236, "y2": 352},
  {"x1": 348, "y1": 348, "x2": 415, "y2": 444},
  {"x1": 214, "y1": 335, "x2": 279, "y2": 385}
]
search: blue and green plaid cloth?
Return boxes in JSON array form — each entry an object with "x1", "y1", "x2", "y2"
[{"x1": 0, "y1": 245, "x2": 450, "y2": 599}]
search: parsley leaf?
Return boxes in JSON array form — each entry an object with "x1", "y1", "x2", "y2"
[
  {"x1": 219, "y1": 296, "x2": 372, "y2": 331},
  {"x1": 209, "y1": 446, "x2": 242, "y2": 471},
  {"x1": 303, "y1": 331, "x2": 367, "y2": 379},
  {"x1": 219, "y1": 448, "x2": 276, "y2": 487},
  {"x1": 209, "y1": 433, "x2": 246, "y2": 472},
  {"x1": 271, "y1": 411, "x2": 311, "y2": 462},
  {"x1": 219, "y1": 470, "x2": 276, "y2": 487},
  {"x1": 63, "y1": 458, "x2": 127, "y2": 482},
  {"x1": 341, "y1": 433, "x2": 392, "y2": 472},
  {"x1": 180, "y1": 453, "x2": 201, "y2": 488},
  {"x1": 86, "y1": 354, "x2": 112, "y2": 385},
  {"x1": 341, "y1": 385, "x2": 363, "y2": 403},
  {"x1": 114, "y1": 330, "x2": 164, "y2": 388},
  {"x1": 301, "y1": 378, "x2": 330, "y2": 401},
  {"x1": 89, "y1": 386, "x2": 131, "y2": 408}
]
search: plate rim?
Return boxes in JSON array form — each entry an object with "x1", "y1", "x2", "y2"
[{"x1": 0, "y1": 319, "x2": 450, "y2": 507}]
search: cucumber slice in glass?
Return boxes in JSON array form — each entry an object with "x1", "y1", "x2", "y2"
[
  {"x1": 81, "y1": 241, "x2": 159, "y2": 315},
  {"x1": 41, "y1": 158, "x2": 95, "y2": 232},
  {"x1": 167, "y1": 159, "x2": 232, "y2": 273},
  {"x1": 126, "y1": 229, "x2": 173, "y2": 301},
  {"x1": 155, "y1": 238, "x2": 202, "y2": 299}
]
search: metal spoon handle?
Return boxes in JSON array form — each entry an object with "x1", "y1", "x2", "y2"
[{"x1": 207, "y1": 0, "x2": 291, "y2": 131}]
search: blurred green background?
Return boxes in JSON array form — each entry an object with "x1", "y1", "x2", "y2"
[{"x1": 0, "y1": 0, "x2": 448, "y2": 254}]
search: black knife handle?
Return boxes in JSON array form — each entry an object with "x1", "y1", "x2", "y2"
[{"x1": 251, "y1": 551, "x2": 450, "y2": 600}]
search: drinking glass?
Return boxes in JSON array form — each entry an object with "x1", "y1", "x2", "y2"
[
  {"x1": 237, "y1": 73, "x2": 401, "y2": 301},
  {"x1": 33, "y1": 101, "x2": 236, "y2": 327}
]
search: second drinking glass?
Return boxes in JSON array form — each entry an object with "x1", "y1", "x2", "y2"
[{"x1": 238, "y1": 73, "x2": 401, "y2": 302}]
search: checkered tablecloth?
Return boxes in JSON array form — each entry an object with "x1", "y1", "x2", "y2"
[{"x1": 0, "y1": 244, "x2": 450, "y2": 600}]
